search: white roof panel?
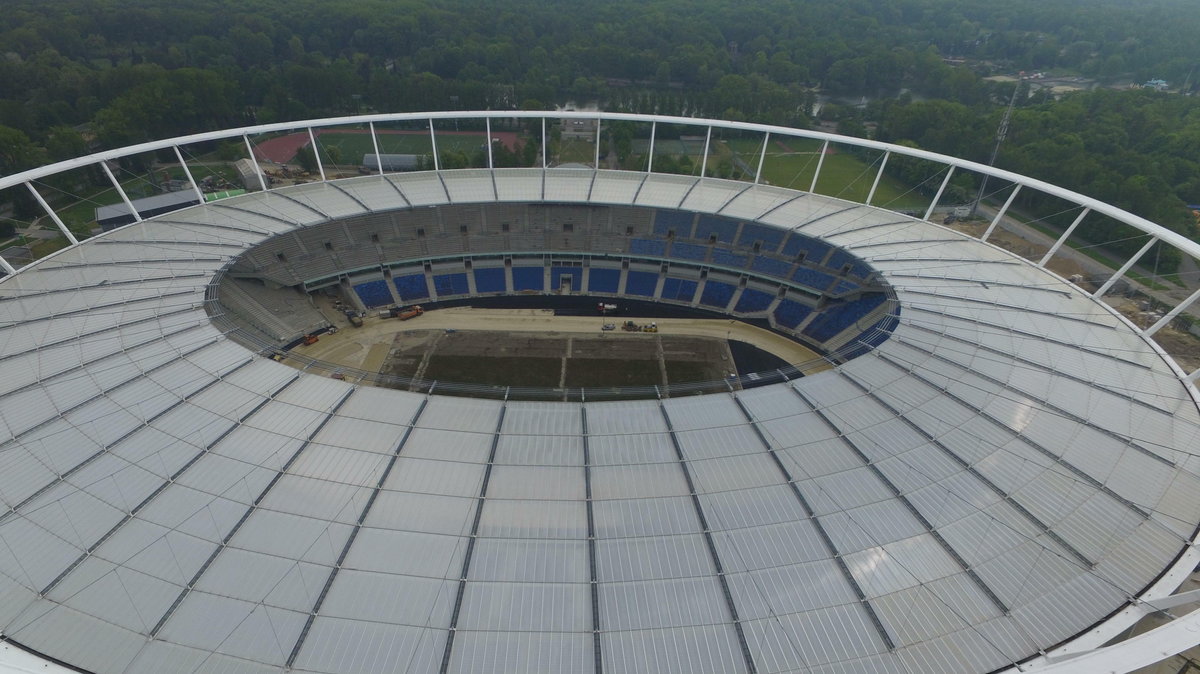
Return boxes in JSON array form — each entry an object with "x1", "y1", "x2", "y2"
[{"x1": 0, "y1": 166, "x2": 1197, "y2": 674}]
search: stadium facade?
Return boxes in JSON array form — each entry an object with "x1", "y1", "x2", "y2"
[{"x1": 0, "y1": 112, "x2": 1199, "y2": 674}]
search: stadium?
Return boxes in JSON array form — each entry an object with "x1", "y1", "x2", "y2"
[{"x1": 0, "y1": 111, "x2": 1199, "y2": 674}]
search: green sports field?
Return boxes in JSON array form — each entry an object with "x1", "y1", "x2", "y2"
[{"x1": 720, "y1": 138, "x2": 930, "y2": 211}]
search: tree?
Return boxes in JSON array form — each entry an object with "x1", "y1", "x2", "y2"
[
  {"x1": 295, "y1": 145, "x2": 319, "y2": 174},
  {"x1": 0, "y1": 125, "x2": 43, "y2": 173},
  {"x1": 45, "y1": 125, "x2": 86, "y2": 161}
]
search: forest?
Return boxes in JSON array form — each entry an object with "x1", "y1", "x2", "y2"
[{"x1": 2, "y1": 0, "x2": 1200, "y2": 266}]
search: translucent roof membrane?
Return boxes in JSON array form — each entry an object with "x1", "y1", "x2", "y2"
[{"x1": 0, "y1": 169, "x2": 1196, "y2": 674}]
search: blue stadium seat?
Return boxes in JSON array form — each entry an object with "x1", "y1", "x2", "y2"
[
  {"x1": 588, "y1": 268, "x2": 620, "y2": 293},
  {"x1": 835, "y1": 312, "x2": 899, "y2": 360},
  {"x1": 737, "y1": 222, "x2": 784, "y2": 250},
  {"x1": 831, "y1": 280, "x2": 859, "y2": 295},
  {"x1": 700, "y1": 281, "x2": 735, "y2": 309},
  {"x1": 711, "y1": 248, "x2": 747, "y2": 268},
  {"x1": 781, "y1": 235, "x2": 831, "y2": 265},
  {"x1": 790, "y1": 267, "x2": 835, "y2": 291},
  {"x1": 773, "y1": 299, "x2": 813, "y2": 329},
  {"x1": 353, "y1": 280, "x2": 393, "y2": 308},
  {"x1": 696, "y1": 215, "x2": 739, "y2": 243},
  {"x1": 735, "y1": 288, "x2": 774, "y2": 313},
  {"x1": 393, "y1": 273, "x2": 429, "y2": 301},
  {"x1": 433, "y1": 273, "x2": 470, "y2": 296},
  {"x1": 512, "y1": 267, "x2": 544, "y2": 291},
  {"x1": 551, "y1": 266, "x2": 582, "y2": 291},
  {"x1": 654, "y1": 210, "x2": 694, "y2": 237},
  {"x1": 630, "y1": 238, "x2": 667, "y2": 257},
  {"x1": 473, "y1": 267, "x2": 506, "y2": 293},
  {"x1": 750, "y1": 255, "x2": 792, "y2": 279},
  {"x1": 803, "y1": 294, "x2": 889, "y2": 342},
  {"x1": 660, "y1": 277, "x2": 698, "y2": 302},
  {"x1": 826, "y1": 249, "x2": 854, "y2": 272},
  {"x1": 624, "y1": 270, "x2": 658, "y2": 297},
  {"x1": 670, "y1": 242, "x2": 708, "y2": 262}
]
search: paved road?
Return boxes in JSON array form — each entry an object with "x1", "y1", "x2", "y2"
[{"x1": 971, "y1": 203, "x2": 1200, "y2": 309}]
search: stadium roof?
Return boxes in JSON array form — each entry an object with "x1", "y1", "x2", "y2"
[{"x1": 0, "y1": 113, "x2": 1199, "y2": 674}]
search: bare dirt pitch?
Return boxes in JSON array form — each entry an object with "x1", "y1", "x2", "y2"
[{"x1": 381, "y1": 330, "x2": 732, "y2": 389}]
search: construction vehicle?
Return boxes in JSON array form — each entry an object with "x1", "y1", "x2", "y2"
[
  {"x1": 620, "y1": 320, "x2": 658, "y2": 333},
  {"x1": 344, "y1": 309, "x2": 364, "y2": 327},
  {"x1": 395, "y1": 305, "x2": 424, "y2": 320},
  {"x1": 302, "y1": 334, "x2": 319, "y2": 345}
]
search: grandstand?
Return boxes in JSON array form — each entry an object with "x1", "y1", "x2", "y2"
[
  {"x1": 0, "y1": 112, "x2": 1198, "y2": 674},
  {"x1": 218, "y1": 197, "x2": 889, "y2": 366}
]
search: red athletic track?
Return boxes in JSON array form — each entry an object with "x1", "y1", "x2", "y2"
[{"x1": 252, "y1": 128, "x2": 521, "y2": 164}]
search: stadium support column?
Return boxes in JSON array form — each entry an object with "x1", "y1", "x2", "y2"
[
  {"x1": 700, "y1": 126, "x2": 712, "y2": 178},
  {"x1": 173, "y1": 146, "x2": 206, "y2": 208},
  {"x1": 485, "y1": 118, "x2": 495, "y2": 169},
  {"x1": 0, "y1": 254, "x2": 16, "y2": 275},
  {"x1": 981, "y1": 184, "x2": 1022, "y2": 242},
  {"x1": 594, "y1": 117, "x2": 602, "y2": 168},
  {"x1": 1094, "y1": 236, "x2": 1157, "y2": 299},
  {"x1": 425, "y1": 267, "x2": 438, "y2": 302},
  {"x1": 1146, "y1": 286, "x2": 1200, "y2": 338},
  {"x1": 541, "y1": 118, "x2": 548, "y2": 200},
  {"x1": 754, "y1": 132, "x2": 768, "y2": 184},
  {"x1": 25, "y1": 182, "x2": 78, "y2": 245},
  {"x1": 809, "y1": 140, "x2": 828, "y2": 193},
  {"x1": 486, "y1": 118, "x2": 499, "y2": 201},
  {"x1": 306, "y1": 127, "x2": 326, "y2": 182},
  {"x1": 764, "y1": 292, "x2": 783, "y2": 325},
  {"x1": 429, "y1": 118, "x2": 440, "y2": 171},
  {"x1": 369, "y1": 122, "x2": 384, "y2": 177},
  {"x1": 1039, "y1": 207, "x2": 1090, "y2": 266},
  {"x1": 922, "y1": 166, "x2": 955, "y2": 222},
  {"x1": 647, "y1": 121, "x2": 657, "y2": 173},
  {"x1": 242, "y1": 134, "x2": 268, "y2": 191},
  {"x1": 726, "y1": 284, "x2": 744, "y2": 314},
  {"x1": 866, "y1": 151, "x2": 890, "y2": 206},
  {"x1": 101, "y1": 161, "x2": 142, "y2": 223}
]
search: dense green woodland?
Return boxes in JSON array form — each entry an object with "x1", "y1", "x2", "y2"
[{"x1": 2, "y1": 0, "x2": 1200, "y2": 265}]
